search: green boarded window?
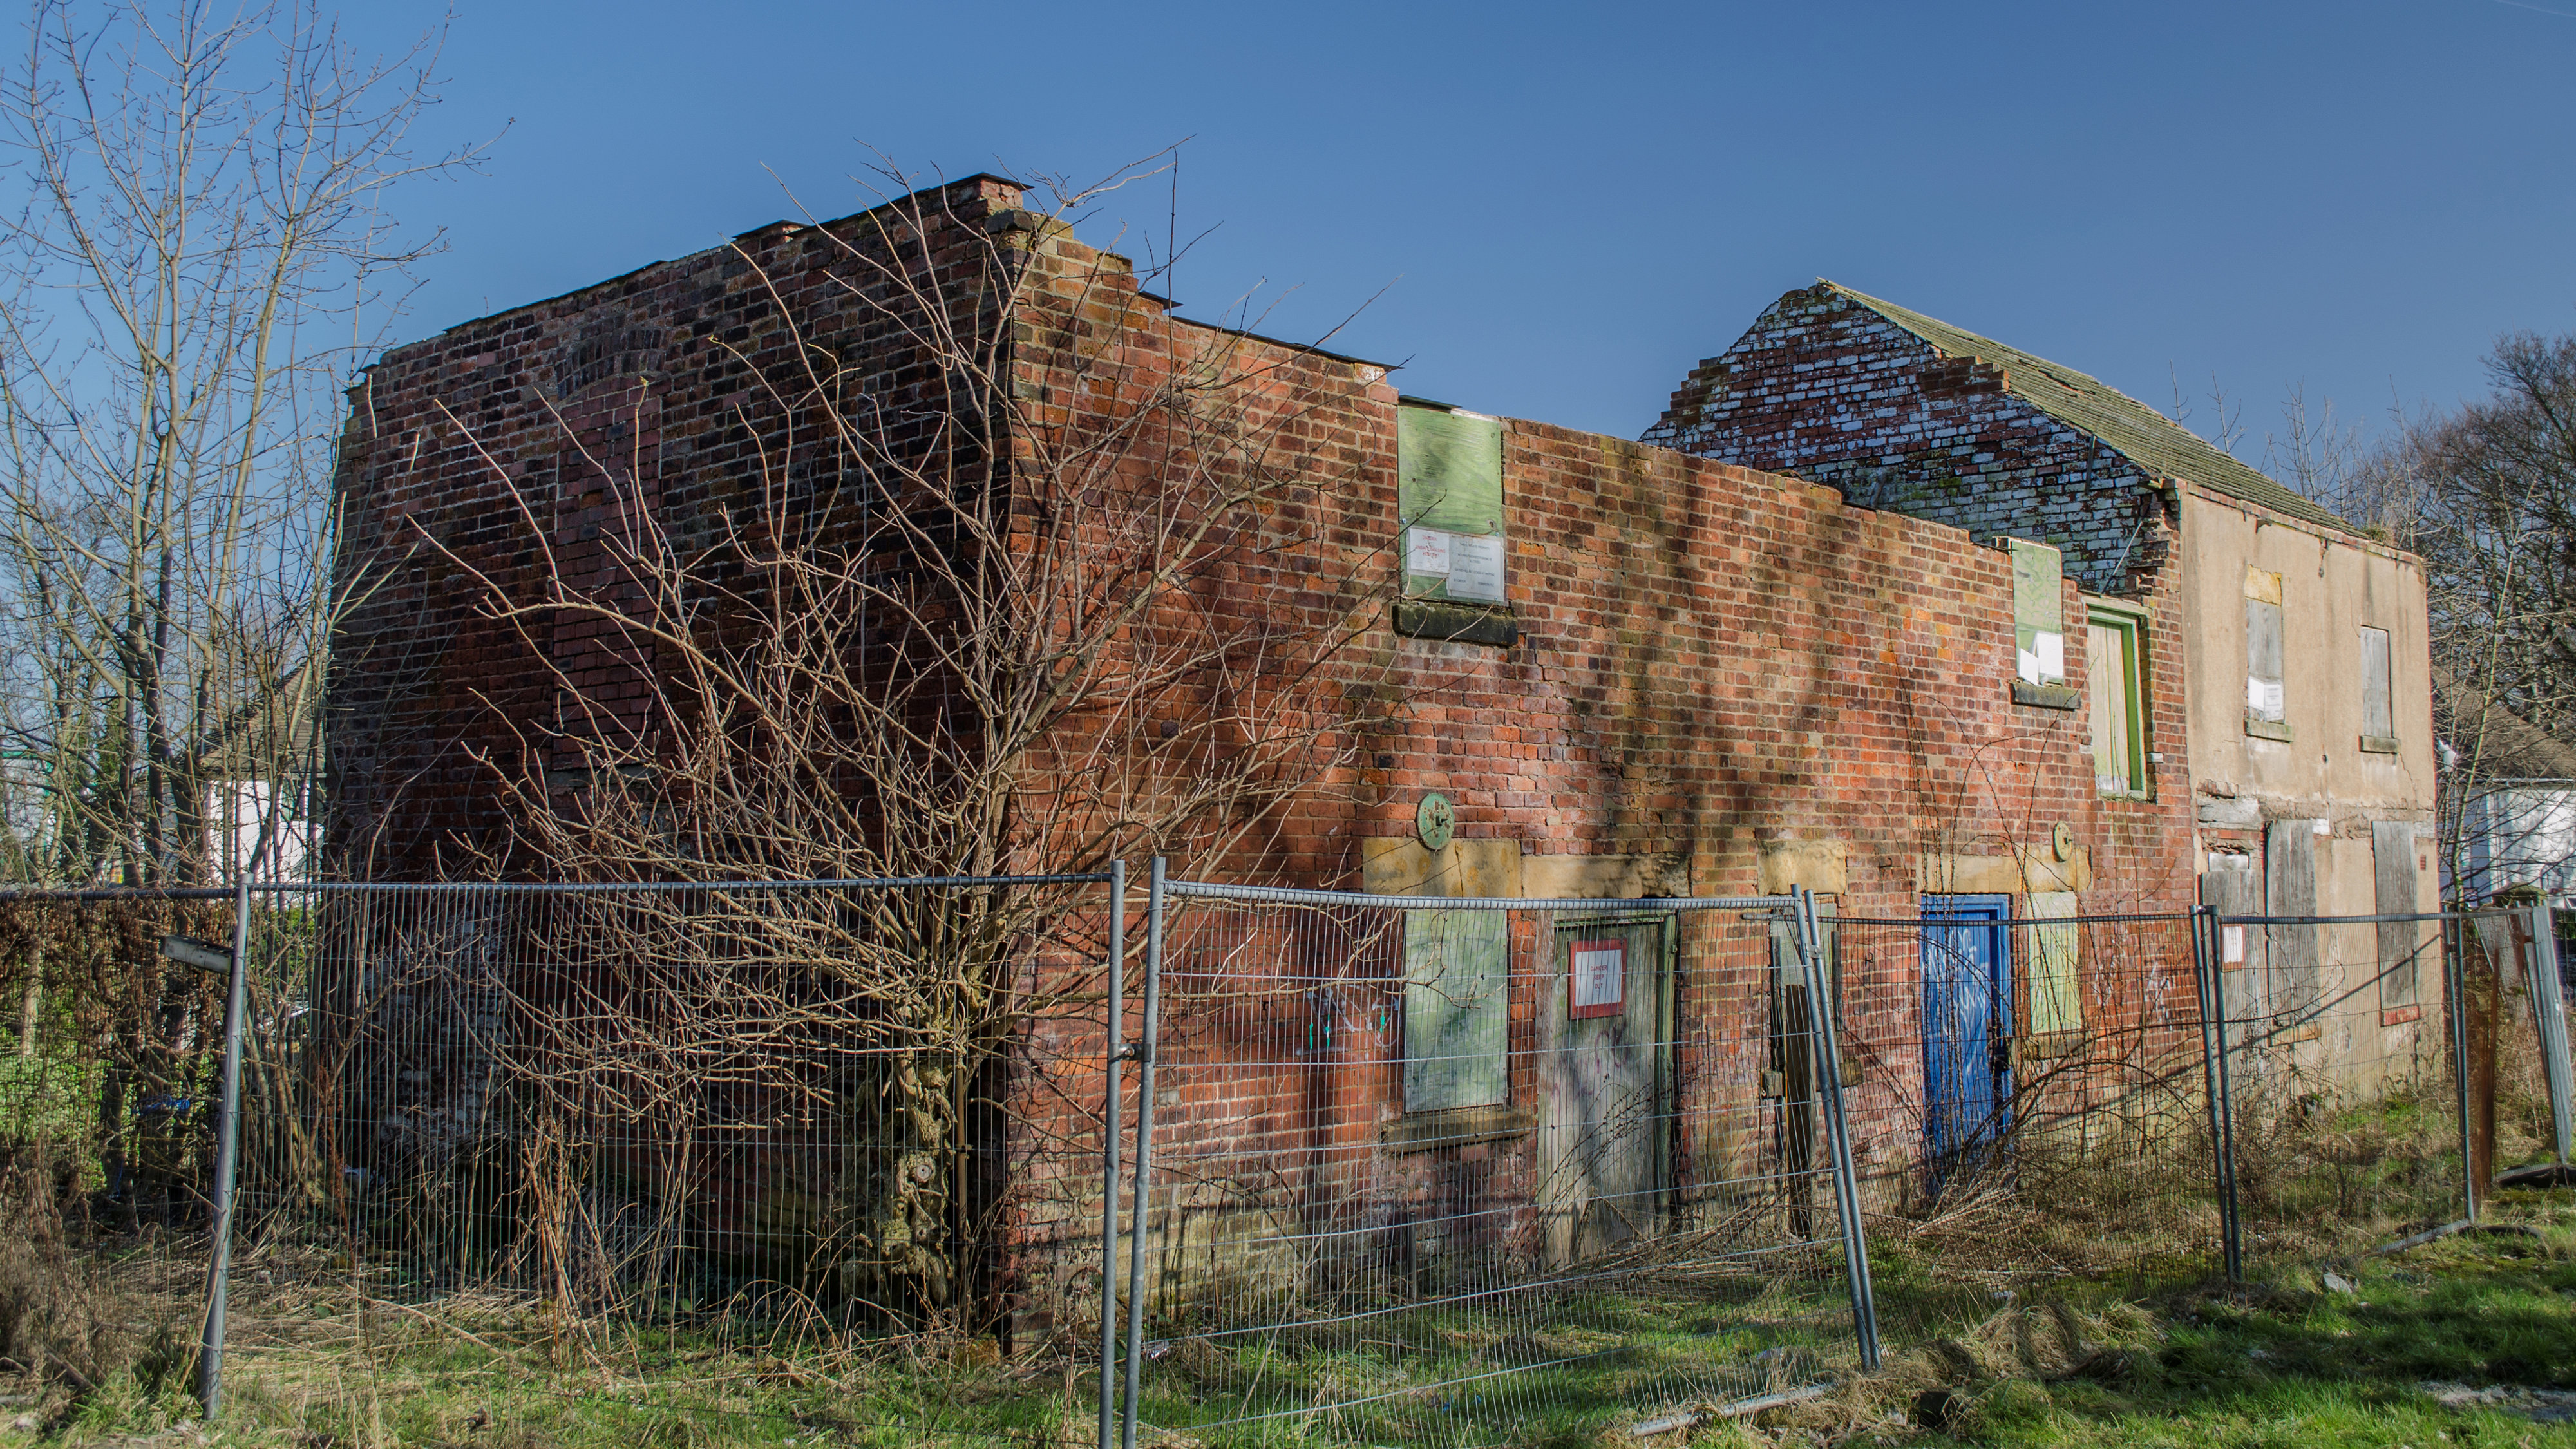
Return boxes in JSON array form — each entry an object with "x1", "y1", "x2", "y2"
[
  {"x1": 2009, "y1": 538, "x2": 2066, "y2": 685},
  {"x1": 1397, "y1": 404, "x2": 1507, "y2": 605},
  {"x1": 1404, "y1": 909, "x2": 1510, "y2": 1112},
  {"x1": 2087, "y1": 605, "x2": 2147, "y2": 797},
  {"x1": 2027, "y1": 891, "x2": 2083, "y2": 1037}
]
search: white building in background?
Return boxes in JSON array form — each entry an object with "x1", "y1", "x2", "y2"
[
  {"x1": 206, "y1": 778, "x2": 313, "y2": 886},
  {"x1": 2459, "y1": 782, "x2": 2576, "y2": 901},
  {"x1": 2437, "y1": 674, "x2": 2576, "y2": 904}
]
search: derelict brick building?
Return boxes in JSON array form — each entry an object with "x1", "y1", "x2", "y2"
[
  {"x1": 322, "y1": 179, "x2": 2427, "y2": 1330},
  {"x1": 1647, "y1": 281, "x2": 2442, "y2": 1060}
]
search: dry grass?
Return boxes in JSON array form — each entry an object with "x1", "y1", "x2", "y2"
[{"x1": 0, "y1": 1155, "x2": 194, "y2": 1434}]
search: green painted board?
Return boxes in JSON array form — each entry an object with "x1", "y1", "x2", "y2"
[
  {"x1": 1399, "y1": 405, "x2": 1506, "y2": 603},
  {"x1": 1404, "y1": 909, "x2": 1510, "y2": 1111},
  {"x1": 2009, "y1": 537, "x2": 2065, "y2": 684},
  {"x1": 2028, "y1": 890, "x2": 2083, "y2": 1036}
]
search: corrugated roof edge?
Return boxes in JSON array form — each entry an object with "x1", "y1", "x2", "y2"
[{"x1": 1820, "y1": 281, "x2": 2363, "y2": 538}]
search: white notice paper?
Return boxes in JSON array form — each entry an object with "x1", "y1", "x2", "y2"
[
  {"x1": 2018, "y1": 649, "x2": 2040, "y2": 685},
  {"x1": 1446, "y1": 532, "x2": 1507, "y2": 603},
  {"x1": 1407, "y1": 526, "x2": 1453, "y2": 578},
  {"x1": 2246, "y1": 677, "x2": 2284, "y2": 719},
  {"x1": 2034, "y1": 630, "x2": 2065, "y2": 682},
  {"x1": 1570, "y1": 939, "x2": 1624, "y2": 1018},
  {"x1": 2222, "y1": 925, "x2": 2246, "y2": 965}
]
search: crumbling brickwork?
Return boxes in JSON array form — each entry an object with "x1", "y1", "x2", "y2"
[
  {"x1": 1642, "y1": 283, "x2": 2174, "y2": 597},
  {"x1": 329, "y1": 181, "x2": 2211, "y2": 1339},
  {"x1": 327, "y1": 176, "x2": 1027, "y2": 873}
]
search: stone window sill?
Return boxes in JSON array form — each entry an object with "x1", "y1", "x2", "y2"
[
  {"x1": 2245, "y1": 715, "x2": 2295, "y2": 743},
  {"x1": 1381, "y1": 1103, "x2": 1533, "y2": 1153},
  {"x1": 2359, "y1": 734, "x2": 2401, "y2": 755},
  {"x1": 2011, "y1": 681, "x2": 2080, "y2": 710},
  {"x1": 1393, "y1": 598, "x2": 1517, "y2": 648},
  {"x1": 2014, "y1": 1029, "x2": 2085, "y2": 1063}
]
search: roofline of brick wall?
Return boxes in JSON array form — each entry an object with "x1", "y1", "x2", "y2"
[{"x1": 365, "y1": 172, "x2": 1032, "y2": 368}]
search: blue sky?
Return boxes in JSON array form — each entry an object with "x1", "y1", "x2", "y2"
[{"x1": 359, "y1": 0, "x2": 2576, "y2": 457}]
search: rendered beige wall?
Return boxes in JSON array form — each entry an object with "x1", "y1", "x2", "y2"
[{"x1": 2179, "y1": 490, "x2": 2440, "y2": 916}]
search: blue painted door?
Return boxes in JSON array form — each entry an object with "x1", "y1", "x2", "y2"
[{"x1": 1921, "y1": 895, "x2": 2013, "y2": 1188}]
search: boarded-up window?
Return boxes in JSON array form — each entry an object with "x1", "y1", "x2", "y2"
[
  {"x1": 1397, "y1": 404, "x2": 1507, "y2": 605},
  {"x1": 2265, "y1": 820, "x2": 2320, "y2": 1017},
  {"x1": 2010, "y1": 538, "x2": 2066, "y2": 684},
  {"x1": 2374, "y1": 819, "x2": 2425, "y2": 1009},
  {"x1": 1403, "y1": 909, "x2": 1510, "y2": 1112},
  {"x1": 2245, "y1": 567, "x2": 2286, "y2": 733},
  {"x1": 2201, "y1": 852, "x2": 2266, "y2": 1023},
  {"x1": 2027, "y1": 891, "x2": 2083, "y2": 1037},
  {"x1": 2087, "y1": 606, "x2": 2146, "y2": 795},
  {"x1": 2360, "y1": 626, "x2": 2396, "y2": 750}
]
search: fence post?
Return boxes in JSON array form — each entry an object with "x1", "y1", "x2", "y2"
[
  {"x1": 1119, "y1": 857, "x2": 1166, "y2": 1449},
  {"x1": 1097, "y1": 860, "x2": 1127, "y2": 1449},
  {"x1": 2445, "y1": 914, "x2": 2477, "y2": 1224},
  {"x1": 2193, "y1": 905, "x2": 2244, "y2": 1283},
  {"x1": 1794, "y1": 886, "x2": 1879, "y2": 1368},
  {"x1": 196, "y1": 872, "x2": 254, "y2": 1416},
  {"x1": 2527, "y1": 900, "x2": 2573, "y2": 1166}
]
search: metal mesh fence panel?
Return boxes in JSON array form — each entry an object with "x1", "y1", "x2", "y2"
[
  {"x1": 1830, "y1": 913, "x2": 2221, "y2": 1332},
  {"x1": 1119, "y1": 886, "x2": 1868, "y2": 1446},
  {"x1": 2216, "y1": 907, "x2": 2459, "y2": 1269},
  {"x1": 0, "y1": 893, "x2": 236, "y2": 1332},
  {"x1": 0, "y1": 887, "x2": 232, "y2": 1222},
  {"x1": 0, "y1": 875, "x2": 1126, "y2": 1439},
  {"x1": 221, "y1": 880, "x2": 1123, "y2": 1331},
  {"x1": 2206, "y1": 907, "x2": 2508, "y2": 1272}
]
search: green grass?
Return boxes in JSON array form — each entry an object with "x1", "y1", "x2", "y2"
[
  {"x1": 1124, "y1": 1274, "x2": 1854, "y2": 1448},
  {"x1": 1825, "y1": 1188, "x2": 2576, "y2": 1448},
  {"x1": 19, "y1": 1197, "x2": 2576, "y2": 1447}
]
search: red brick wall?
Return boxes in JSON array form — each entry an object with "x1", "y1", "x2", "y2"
[
  {"x1": 326, "y1": 175, "x2": 1023, "y2": 873},
  {"x1": 984, "y1": 229, "x2": 2207, "y2": 1335},
  {"x1": 328, "y1": 184, "x2": 2210, "y2": 1336}
]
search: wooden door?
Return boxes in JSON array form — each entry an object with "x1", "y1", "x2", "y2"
[
  {"x1": 1920, "y1": 895, "x2": 2012, "y2": 1193},
  {"x1": 1538, "y1": 914, "x2": 1671, "y2": 1265}
]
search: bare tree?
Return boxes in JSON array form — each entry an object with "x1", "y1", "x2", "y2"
[
  {"x1": 396, "y1": 161, "x2": 1388, "y2": 1321},
  {"x1": 2262, "y1": 382, "x2": 2367, "y2": 514},
  {"x1": 2349, "y1": 330, "x2": 2576, "y2": 896},
  {"x1": 0, "y1": 0, "x2": 480, "y2": 887}
]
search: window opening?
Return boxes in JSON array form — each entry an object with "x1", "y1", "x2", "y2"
[
  {"x1": 2009, "y1": 538, "x2": 2066, "y2": 685},
  {"x1": 1402, "y1": 909, "x2": 1510, "y2": 1112},
  {"x1": 2245, "y1": 566, "x2": 2288, "y2": 740},
  {"x1": 1397, "y1": 402, "x2": 1507, "y2": 605},
  {"x1": 2025, "y1": 889, "x2": 2083, "y2": 1046},
  {"x1": 2087, "y1": 605, "x2": 2147, "y2": 797},
  {"x1": 2360, "y1": 626, "x2": 2398, "y2": 752}
]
